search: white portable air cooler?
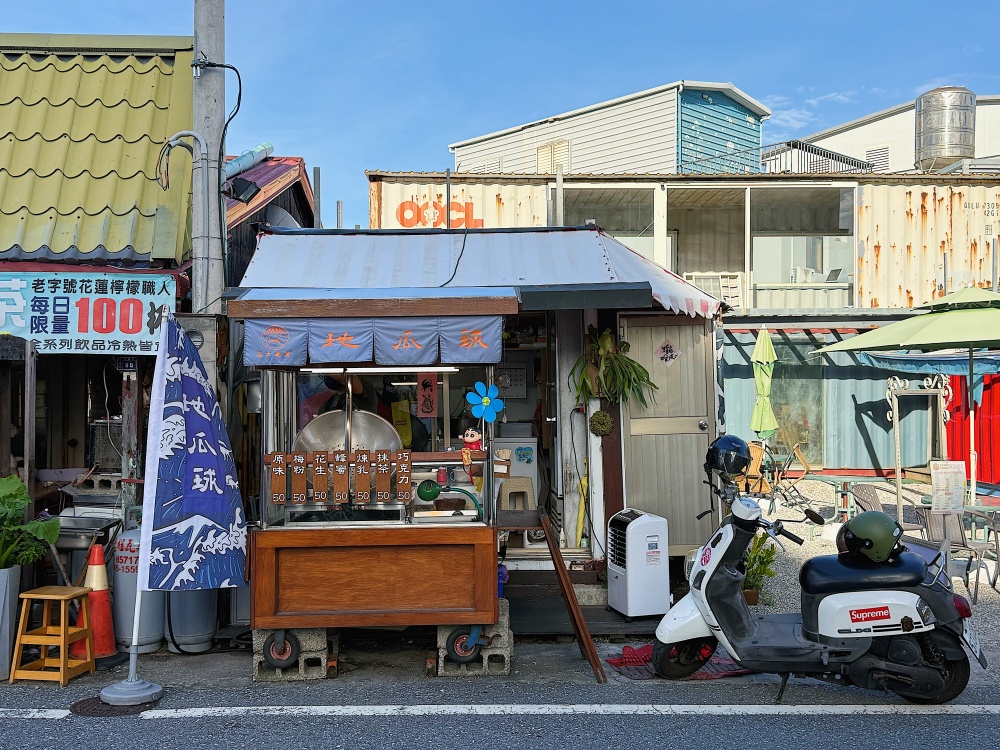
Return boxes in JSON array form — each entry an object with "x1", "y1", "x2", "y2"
[{"x1": 607, "y1": 509, "x2": 670, "y2": 618}]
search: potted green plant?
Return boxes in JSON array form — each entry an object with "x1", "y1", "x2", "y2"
[
  {"x1": 0, "y1": 475, "x2": 59, "y2": 679},
  {"x1": 742, "y1": 531, "x2": 777, "y2": 605},
  {"x1": 568, "y1": 326, "x2": 657, "y2": 407}
]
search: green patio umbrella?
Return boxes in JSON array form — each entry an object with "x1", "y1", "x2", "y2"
[
  {"x1": 749, "y1": 326, "x2": 779, "y2": 441},
  {"x1": 816, "y1": 286, "x2": 1000, "y2": 510}
]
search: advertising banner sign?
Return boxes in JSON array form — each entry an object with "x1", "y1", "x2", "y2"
[{"x1": 0, "y1": 273, "x2": 175, "y2": 354}]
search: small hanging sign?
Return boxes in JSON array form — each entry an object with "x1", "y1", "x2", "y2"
[
  {"x1": 354, "y1": 451, "x2": 372, "y2": 503},
  {"x1": 417, "y1": 372, "x2": 439, "y2": 417},
  {"x1": 269, "y1": 454, "x2": 287, "y2": 505},
  {"x1": 331, "y1": 451, "x2": 350, "y2": 504},
  {"x1": 656, "y1": 338, "x2": 681, "y2": 367},
  {"x1": 312, "y1": 453, "x2": 329, "y2": 503}
]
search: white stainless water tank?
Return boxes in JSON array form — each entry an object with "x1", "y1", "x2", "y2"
[{"x1": 915, "y1": 86, "x2": 976, "y2": 171}]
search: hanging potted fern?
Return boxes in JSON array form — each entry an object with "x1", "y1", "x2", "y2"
[{"x1": 569, "y1": 325, "x2": 657, "y2": 407}]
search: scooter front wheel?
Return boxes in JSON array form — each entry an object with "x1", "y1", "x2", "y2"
[{"x1": 652, "y1": 636, "x2": 718, "y2": 679}]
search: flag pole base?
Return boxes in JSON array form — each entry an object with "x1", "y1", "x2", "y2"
[{"x1": 100, "y1": 678, "x2": 164, "y2": 706}]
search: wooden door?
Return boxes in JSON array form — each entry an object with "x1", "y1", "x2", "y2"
[{"x1": 621, "y1": 316, "x2": 717, "y2": 554}]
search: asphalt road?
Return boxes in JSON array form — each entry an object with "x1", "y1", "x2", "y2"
[{"x1": 2, "y1": 637, "x2": 999, "y2": 750}]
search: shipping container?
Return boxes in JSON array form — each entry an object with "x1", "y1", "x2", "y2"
[
  {"x1": 856, "y1": 181, "x2": 1000, "y2": 308},
  {"x1": 370, "y1": 179, "x2": 547, "y2": 230}
]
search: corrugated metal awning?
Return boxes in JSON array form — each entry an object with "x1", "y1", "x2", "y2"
[{"x1": 236, "y1": 226, "x2": 719, "y2": 318}]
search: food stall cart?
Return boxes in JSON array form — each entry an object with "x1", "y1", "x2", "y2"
[{"x1": 230, "y1": 283, "x2": 519, "y2": 666}]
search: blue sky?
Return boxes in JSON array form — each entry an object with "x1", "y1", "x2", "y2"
[{"x1": 7, "y1": 1, "x2": 999, "y2": 228}]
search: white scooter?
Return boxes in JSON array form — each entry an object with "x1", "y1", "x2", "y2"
[{"x1": 654, "y1": 485, "x2": 987, "y2": 703}]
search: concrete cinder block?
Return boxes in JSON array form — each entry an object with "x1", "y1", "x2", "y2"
[
  {"x1": 252, "y1": 628, "x2": 329, "y2": 682},
  {"x1": 437, "y1": 598, "x2": 512, "y2": 677}
]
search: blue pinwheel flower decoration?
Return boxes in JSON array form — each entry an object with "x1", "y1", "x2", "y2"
[{"x1": 466, "y1": 382, "x2": 505, "y2": 423}]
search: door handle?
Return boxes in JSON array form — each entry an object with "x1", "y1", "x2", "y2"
[{"x1": 698, "y1": 420, "x2": 709, "y2": 431}]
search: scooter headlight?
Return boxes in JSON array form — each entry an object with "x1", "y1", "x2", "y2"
[
  {"x1": 684, "y1": 548, "x2": 699, "y2": 580},
  {"x1": 916, "y1": 597, "x2": 936, "y2": 625}
]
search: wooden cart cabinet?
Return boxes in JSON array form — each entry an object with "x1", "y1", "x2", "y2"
[{"x1": 251, "y1": 525, "x2": 498, "y2": 629}]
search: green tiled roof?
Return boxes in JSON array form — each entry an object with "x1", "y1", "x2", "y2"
[{"x1": 0, "y1": 34, "x2": 194, "y2": 262}]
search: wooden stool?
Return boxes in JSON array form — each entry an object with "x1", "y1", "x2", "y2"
[{"x1": 9, "y1": 586, "x2": 95, "y2": 687}]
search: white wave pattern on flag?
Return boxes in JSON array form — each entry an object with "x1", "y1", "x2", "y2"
[
  {"x1": 164, "y1": 352, "x2": 215, "y2": 397},
  {"x1": 159, "y1": 413, "x2": 186, "y2": 459},
  {"x1": 149, "y1": 508, "x2": 246, "y2": 590}
]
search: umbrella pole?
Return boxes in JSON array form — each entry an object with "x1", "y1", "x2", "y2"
[{"x1": 969, "y1": 348, "x2": 977, "y2": 503}]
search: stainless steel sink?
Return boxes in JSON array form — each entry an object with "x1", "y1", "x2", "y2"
[{"x1": 54, "y1": 517, "x2": 121, "y2": 550}]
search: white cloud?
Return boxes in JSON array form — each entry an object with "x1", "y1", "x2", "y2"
[
  {"x1": 911, "y1": 76, "x2": 965, "y2": 95},
  {"x1": 805, "y1": 91, "x2": 855, "y2": 107}
]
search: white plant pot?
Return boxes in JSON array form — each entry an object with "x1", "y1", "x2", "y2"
[{"x1": 0, "y1": 565, "x2": 21, "y2": 680}]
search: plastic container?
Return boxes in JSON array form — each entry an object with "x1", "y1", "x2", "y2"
[{"x1": 498, "y1": 564, "x2": 509, "y2": 597}]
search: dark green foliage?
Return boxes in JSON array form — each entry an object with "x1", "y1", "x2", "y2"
[
  {"x1": 569, "y1": 326, "x2": 658, "y2": 407},
  {"x1": 0, "y1": 475, "x2": 60, "y2": 569}
]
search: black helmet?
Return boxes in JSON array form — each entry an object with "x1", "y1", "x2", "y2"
[
  {"x1": 705, "y1": 434, "x2": 751, "y2": 483},
  {"x1": 836, "y1": 511, "x2": 903, "y2": 563}
]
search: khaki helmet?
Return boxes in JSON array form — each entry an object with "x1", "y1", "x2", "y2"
[{"x1": 836, "y1": 511, "x2": 903, "y2": 563}]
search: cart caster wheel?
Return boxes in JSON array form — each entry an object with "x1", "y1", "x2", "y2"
[
  {"x1": 262, "y1": 631, "x2": 300, "y2": 669},
  {"x1": 623, "y1": 616, "x2": 634, "y2": 624},
  {"x1": 446, "y1": 627, "x2": 482, "y2": 664}
]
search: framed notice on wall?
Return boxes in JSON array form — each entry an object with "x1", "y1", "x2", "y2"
[
  {"x1": 930, "y1": 460, "x2": 966, "y2": 513},
  {"x1": 496, "y1": 361, "x2": 527, "y2": 399}
]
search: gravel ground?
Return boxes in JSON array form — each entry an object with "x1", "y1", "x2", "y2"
[{"x1": 753, "y1": 479, "x2": 1000, "y2": 646}]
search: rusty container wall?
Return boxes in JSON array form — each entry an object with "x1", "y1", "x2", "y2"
[
  {"x1": 856, "y1": 181, "x2": 1000, "y2": 308},
  {"x1": 371, "y1": 180, "x2": 548, "y2": 230}
]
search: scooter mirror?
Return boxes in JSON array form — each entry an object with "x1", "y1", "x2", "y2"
[{"x1": 804, "y1": 508, "x2": 825, "y2": 526}]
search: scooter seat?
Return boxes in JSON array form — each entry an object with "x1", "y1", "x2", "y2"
[{"x1": 799, "y1": 552, "x2": 926, "y2": 595}]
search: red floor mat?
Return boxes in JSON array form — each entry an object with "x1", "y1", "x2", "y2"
[{"x1": 606, "y1": 644, "x2": 754, "y2": 681}]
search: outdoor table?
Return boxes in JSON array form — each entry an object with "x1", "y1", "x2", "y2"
[
  {"x1": 812, "y1": 475, "x2": 922, "y2": 521},
  {"x1": 918, "y1": 495, "x2": 1000, "y2": 512}
]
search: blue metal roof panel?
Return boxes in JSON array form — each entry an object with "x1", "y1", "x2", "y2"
[{"x1": 239, "y1": 227, "x2": 720, "y2": 318}]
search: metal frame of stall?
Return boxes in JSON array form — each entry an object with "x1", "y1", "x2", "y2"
[{"x1": 230, "y1": 300, "x2": 518, "y2": 649}]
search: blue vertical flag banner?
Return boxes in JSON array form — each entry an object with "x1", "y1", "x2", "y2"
[
  {"x1": 243, "y1": 318, "x2": 309, "y2": 367},
  {"x1": 373, "y1": 316, "x2": 440, "y2": 366},
  {"x1": 438, "y1": 315, "x2": 503, "y2": 364},
  {"x1": 308, "y1": 318, "x2": 375, "y2": 363},
  {"x1": 138, "y1": 314, "x2": 247, "y2": 591}
]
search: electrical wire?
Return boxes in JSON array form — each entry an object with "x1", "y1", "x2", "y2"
[
  {"x1": 102, "y1": 364, "x2": 123, "y2": 460},
  {"x1": 439, "y1": 223, "x2": 469, "y2": 287},
  {"x1": 211, "y1": 61, "x2": 242, "y2": 289}
]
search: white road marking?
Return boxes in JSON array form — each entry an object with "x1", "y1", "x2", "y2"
[
  {"x1": 141, "y1": 703, "x2": 1000, "y2": 719},
  {"x1": 6, "y1": 703, "x2": 1000, "y2": 721},
  {"x1": 0, "y1": 709, "x2": 71, "y2": 720}
]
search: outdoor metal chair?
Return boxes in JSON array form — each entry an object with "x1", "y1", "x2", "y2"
[
  {"x1": 773, "y1": 444, "x2": 817, "y2": 512},
  {"x1": 965, "y1": 509, "x2": 1000, "y2": 591},
  {"x1": 914, "y1": 508, "x2": 992, "y2": 603},
  {"x1": 739, "y1": 442, "x2": 774, "y2": 503},
  {"x1": 851, "y1": 483, "x2": 926, "y2": 537}
]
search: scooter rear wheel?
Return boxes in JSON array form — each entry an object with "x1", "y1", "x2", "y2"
[
  {"x1": 652, "y1": 637, "x2": 718, "y2": 679},
  {"x1": 893, "y1": 654, "x2": 970, "y2": 704}
]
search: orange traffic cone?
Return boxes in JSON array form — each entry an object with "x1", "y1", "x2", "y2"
[{"x1": 71, "y1": 545, "x2": 116, "y2": 660}]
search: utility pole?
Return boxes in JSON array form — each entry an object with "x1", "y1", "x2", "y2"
[{"x1": 193, "y1": 0, "x2": 226, "y2": 315}]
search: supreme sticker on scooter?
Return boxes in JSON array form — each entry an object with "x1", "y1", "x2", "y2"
[
  {"x1": 700, "y1": 547, "x2": 712, "y2": 566},
  {"x1": 849, "y1": 606, "x2": 891, "y2": 623}
]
